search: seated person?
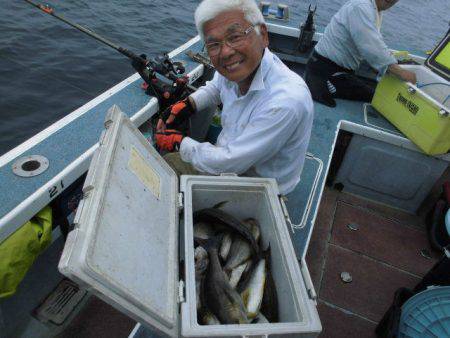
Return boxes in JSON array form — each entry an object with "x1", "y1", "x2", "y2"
[
  {"x1": 305, "y1": 0, "x2": 417, "y2": 107},
  {"x1": 155, "y1": 0, "x2": 314, "y2": 195}
]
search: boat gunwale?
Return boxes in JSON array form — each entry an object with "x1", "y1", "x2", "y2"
[{"x1": 0, "y1": 36, "x2": 203, "y2": 243}]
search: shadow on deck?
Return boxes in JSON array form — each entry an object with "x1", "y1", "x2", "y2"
[
  {"x1": 306, "y1": 187, "x2": 441, "y2": 338},
  {"x1": 56, "y1": 296, "x2": 136, "y2": 338}
]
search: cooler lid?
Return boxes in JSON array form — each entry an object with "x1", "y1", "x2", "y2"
[
  {"x1": 64, "y1": 106, "x2": 179, "y2": 336},
  {"x1": 425, "y1": 31, "x2": 450, "y2": 81}
]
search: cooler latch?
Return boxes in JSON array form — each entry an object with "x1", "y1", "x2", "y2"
[
  {"x1": 178, "y1": 192, "x2": 184, "y2": 210},
  {"x1": 178, "y1": 280, "x2": 185, "y2": 304},
  {"x1": 439, "y1": 109, "x2": 449, "y2": 117},
  {"x1": 219, "y1": 173, "x2": 238, "y2": 176}
]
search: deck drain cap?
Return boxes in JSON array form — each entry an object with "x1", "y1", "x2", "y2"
[
  {"x1": 420, "y1": 249, "x2": 432, "y2": 259},
  {"x1": 347, "y1": 223, "x2": 359, "y2": 231},
  {"x1": 340, "y1": 272, "x2": 353, "y2": 283},
  {"x1": 12, "y1": 155, "x2": 49, "y2": 177}
]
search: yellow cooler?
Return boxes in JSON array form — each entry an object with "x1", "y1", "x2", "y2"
[{"x1": 372, "y1": 32, "x2": 450, "y2": 155}]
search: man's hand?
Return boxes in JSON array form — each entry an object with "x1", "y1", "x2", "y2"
[
  {"x1": 155, "y1": 129, "x2": 184, "y2": 152},
  {"x1": 157, "y1": 97, "x2": 195, "y2": 131},
  {"x1": 388, "y1": 64, "x2": 417, "y2": 84},
  {"x1": 398, "y1": 69, "x2": 417, "y2": 84}
]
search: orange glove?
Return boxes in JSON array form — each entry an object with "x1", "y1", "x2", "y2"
[
  {"x1": 155, "y1": 129, "x2": 184, "y2": 152},
  {"x1": 159, "y1": 98, "x2": 195, "y2": 130}
]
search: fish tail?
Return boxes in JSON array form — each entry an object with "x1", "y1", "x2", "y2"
[{"x1": 195, "y1": 234, "x2": 223, "y2": 251}]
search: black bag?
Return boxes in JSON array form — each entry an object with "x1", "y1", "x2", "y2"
[
  {"x1": 376, "y1": 253, "x2": 450, "y2": 337},
  {"x1": 375, "y1": 288, "x2": 415, "y2": 338}
]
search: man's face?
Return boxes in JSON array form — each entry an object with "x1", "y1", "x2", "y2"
[
  {"x1": 203, "y1": 10, "x2": 269, "y2": 89},
  {"x1": 376, "y1": 0, "x2": 399, "y2": 11}
]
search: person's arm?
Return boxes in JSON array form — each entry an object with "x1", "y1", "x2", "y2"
[
  {"x1": 189, "y1": 71, "x2": 222, "y2": 112},
  {"x1": 387, "y1": 64, "x2": 417, "y2": 83},
  {"x1": 348, "y1": 4, "x2": 397, "y2": 76},
  {"x1": 179, "y1": 100, "x2": 310, "y2": 175},
  {"x1": 348, "y1": 6, "x2": 417, "y2": 84}
]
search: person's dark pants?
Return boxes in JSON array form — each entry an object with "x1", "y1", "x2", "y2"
[{"x1": 304, "y1": 51, "x2": 376, "y2": 108}]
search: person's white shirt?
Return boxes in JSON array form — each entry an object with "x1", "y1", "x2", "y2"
[
  {"x1": 180, "y1": 48, "x2": 314, "y2": 195},
  {"x1": 315, "y1": 0, "x2": 396, "y2": 75}
]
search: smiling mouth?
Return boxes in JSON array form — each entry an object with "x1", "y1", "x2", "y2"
[{"x1": 224, "y1": 60, "x2": 243, "y2": 71}]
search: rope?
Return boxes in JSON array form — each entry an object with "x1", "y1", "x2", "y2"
[
  {"x1": 442, "y1": 94, "x2": 450, "y2": 106},
  {"x1": 417, "y1": 82, "x2": 450, "y2": 89}
]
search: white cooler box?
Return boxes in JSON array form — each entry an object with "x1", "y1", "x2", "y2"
[{"x1": 58, "y1": 106, "x2": 321, "y2": 337}]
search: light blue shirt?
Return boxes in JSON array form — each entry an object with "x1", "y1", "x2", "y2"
[
  {"x1": 315, "y1": 0, "x2": 397, "y2": 75},
  {"x1": 180, "y1": 49, "x2": 314, "y2": 194}
]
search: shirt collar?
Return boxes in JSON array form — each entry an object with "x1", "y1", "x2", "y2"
[
  {"x1": 247, "y1": 48, "x2": 272, "y2": 93},
  {"x1": 227, "y1": 47, "x2": 273, "y2": 96}
]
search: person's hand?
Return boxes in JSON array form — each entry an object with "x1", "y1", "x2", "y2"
[
  {"x1": 388, "y1": 64, "x2": 417, "y2": 84},
  {"x1": 131, "y1": 54, "x2": 148, "y2": 73},
  {"x1": 398, "y1": 69, "x2": 417, "y2": 84},
  {"x1": 155, "y1": 129, "x2": 184, "y2": 152},
  {"x1": 157, "y1": 98, "x2": 195, "y2": 131}
]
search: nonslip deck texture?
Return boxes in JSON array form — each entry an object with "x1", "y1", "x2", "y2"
[{"x1": 306, "y1": 187, "x2": 441, "y2": 338}]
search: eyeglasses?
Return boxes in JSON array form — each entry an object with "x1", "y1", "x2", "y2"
[{"x1": 205, "y1": 26, "x2": 255, "y2": 57}]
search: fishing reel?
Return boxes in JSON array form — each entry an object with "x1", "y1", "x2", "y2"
[
  {"x1": 136, "y1": 53, "x2": 190, "y2": 110},
  {"x1": 150, "y1": 53, "x2": 186, "y2": 80}
]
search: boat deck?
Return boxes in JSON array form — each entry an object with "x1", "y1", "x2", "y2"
[
  {"x1": 1, "y1": 22, "x2": 448, "y2": 338},
  {"x1": 305, "y1": 187, "x2": 441, "y2": 337},
  {"x1": 55, "y1": 187, "x2": 442, "y2": 338}
]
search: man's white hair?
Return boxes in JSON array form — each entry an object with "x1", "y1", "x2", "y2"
[{"x1": 195, "y1": 0, "x2": 265, "y2": 40}]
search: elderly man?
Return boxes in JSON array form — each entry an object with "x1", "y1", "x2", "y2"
[
  {"x1": 305, "y1": 0, "x2": 417, "y2": 107},
  {"x1": 155, "y1": 0, "x2": 313, "y2": 195}
]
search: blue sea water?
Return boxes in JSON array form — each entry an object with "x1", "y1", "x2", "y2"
[{"x1": 0, "y1": 0, "x2": 449, "y2": 156}]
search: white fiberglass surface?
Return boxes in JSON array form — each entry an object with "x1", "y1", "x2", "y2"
[
  {"x1": 190, "y1": 184, "x2": 304, "y2": 324},
  {"x1": 85, "y1": 119, "x2": 178, "y2": 328},
  {"x1": 405, "y1": 65, "x2": 450, "y2": 108}
]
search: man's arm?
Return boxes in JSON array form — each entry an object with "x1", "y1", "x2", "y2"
[
  {"x1": 348, "y1": 6, "x2": 417, "y2": 83},
  {"x1": 179, "y1": 101, "x2": 311, "y2": 175},
  {"x1": 387, "y1": 64, "x2": 417, "y2": 84},
  {"x1": 189, "y1": 71, "x2": 222, "y2": 112},
  {"x1": 348, "y1": 4, "x2": 397, "y2": 75}
]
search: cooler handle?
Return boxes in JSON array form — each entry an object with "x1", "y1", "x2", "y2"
[
  {"x1": 406, "y1": 83, "x2": 417, "y2": 95},
  {"x1": 279, "y1": 196, "x2": 294, "y2": 232},
  {"x1": 300, "y1": 258, "x2": 318, "y2": 303}
]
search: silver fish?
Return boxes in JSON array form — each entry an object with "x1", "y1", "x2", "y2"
[
  {"x1": 253, "y1": 312, "x2": 269, "y2": 324},
  {"x1": 228, "y1": 260, "x2": 249, "y2": 289},
  {"x1": 193, "y1": 209, "x2": 260, "y2": 257},
  {"x1": 240, "y1": 258, "x2": 266, "y2": 319},
  {"x1": 260, "y1": 246, "x2": 279, "y2": 322},
  {"x1": 201, "y1": 236, "x2": 249, "y2": 324},
  {"x1": 200, "y1": 310, "x2": 221, "y2": 325},
  {"x1": 194, "y1": 221, "x2": 215, "y2": 240},
  {"x1": 224, "y1": 218, "x2": 260, "y2": 273},
  {"x1": 212, "y1": 200, "x2": 229, "y2": 209},
  {"x1": 219, "y1": 233, "x2": 232, "y2": 261},
  {"x1": 195, "y1": 246, "x2": 209, "y2": 310}
]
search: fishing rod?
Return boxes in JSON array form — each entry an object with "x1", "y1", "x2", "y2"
[
  {"x1": 23, "y1": 0, "x2": 196, "y2": 107},
  {"x1": 23, "y1": 0, "x2": 146, "y2": 65}
]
